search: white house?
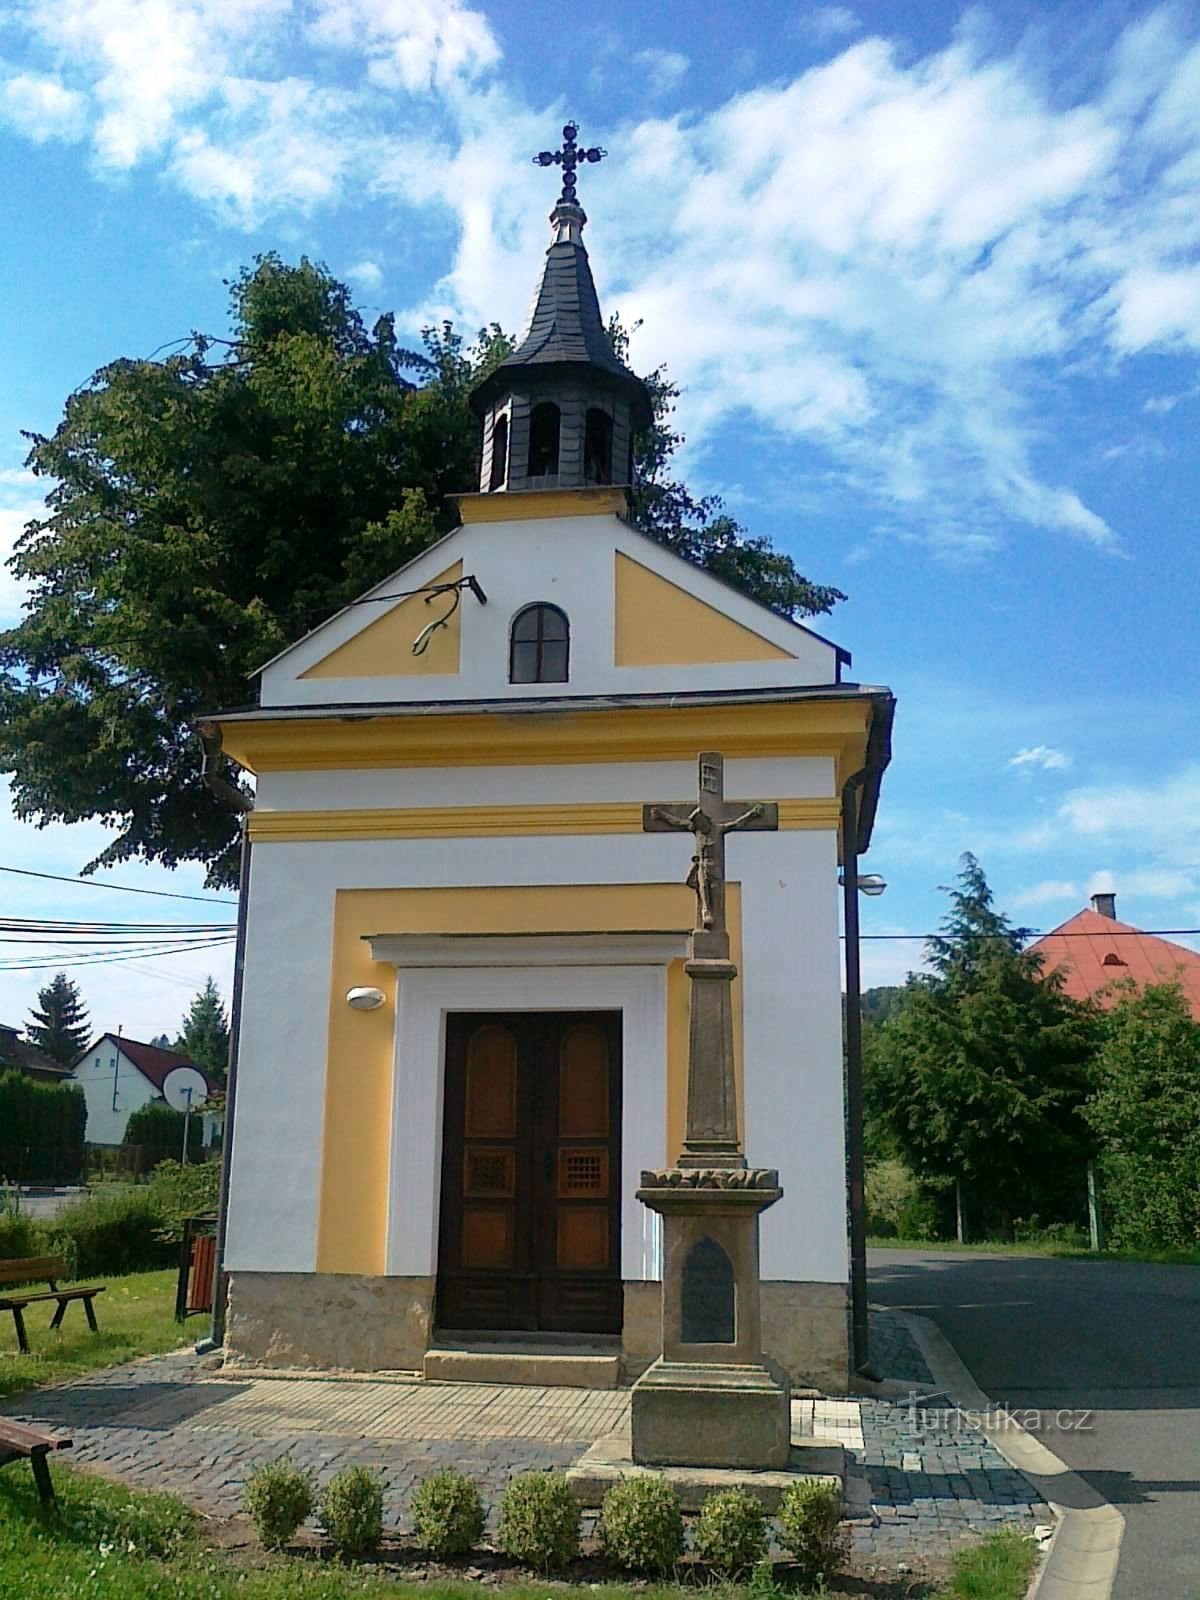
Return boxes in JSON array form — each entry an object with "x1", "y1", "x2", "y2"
[
  {"x1": 73, "y1": 1034, "x2": 215, "y2": 1148},
  {"x1": 208, "y1": 170, "x2": 893, "y2": 1392}
]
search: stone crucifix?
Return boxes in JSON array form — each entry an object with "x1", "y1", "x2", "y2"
[{"x1": 644, "y1": 753, "x2": 779, "y2": 1168}]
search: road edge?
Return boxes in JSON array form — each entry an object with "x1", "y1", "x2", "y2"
[{"x1": 898, "y1": 1311, "x2": 1124, "y2": 1600}]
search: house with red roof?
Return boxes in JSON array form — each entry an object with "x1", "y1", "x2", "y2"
[
  {"x1": 1029, "y1": 891, "x2": 1200, "y2": 1021},
  {"x1": 70, "y1": 1033, "x2": 218, "y2": 1147}
]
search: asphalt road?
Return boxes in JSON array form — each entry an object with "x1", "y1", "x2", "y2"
[{"x1": 868, "y1": 1248, "x2": 1200, "y2": 1600}]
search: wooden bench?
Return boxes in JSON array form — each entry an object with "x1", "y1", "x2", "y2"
[
  {"x1": 0, "y1": 1256, "x2": 105, "y2": 1354},
  {"x1": 0, "y1": 1418, "x2": 72, "y2": 1507}
]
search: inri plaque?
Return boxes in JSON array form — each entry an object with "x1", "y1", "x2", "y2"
[{"x1": 680, "y1": 1235, "x2": 735, "y2": 1344}]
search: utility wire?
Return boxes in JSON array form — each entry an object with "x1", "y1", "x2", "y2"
[
  {"x1": 0, "y1": 937, "x2": 235, "y2": 973},
  {"x1": 852, "y1": 928, "x2": 1200, "y2": 941},
  {"x1": 0, "y1": 864, "x2": 237, "y2": 907}
]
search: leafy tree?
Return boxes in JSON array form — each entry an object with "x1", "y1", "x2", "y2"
[
  {"x1": 861, "y1": 986, "x2": 904, "y2": 1028},
  {"x1": 27, "y1": 971, "x2": 91, "y2": 1066},
  {"x1": 1084, "y1": 981, "x2": 1200, "y2": 1250},
  {"x1": 175, "y1": 976, "x2": 230, "y2": 1086},
  {"x1": 866, "y1": 854, "x2": 1099, "y2": 1237},
  {"x1": 2, "y1": 256, "x2": 842, "y2": 888}
]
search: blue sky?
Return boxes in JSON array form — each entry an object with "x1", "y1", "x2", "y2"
[{"x1": 1, "y1": 0, "x2": 1198, "y2": 1035}]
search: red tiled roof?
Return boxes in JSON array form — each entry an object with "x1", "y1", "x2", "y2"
[
  {"x1": 1030, "y1": 908, "x2": 1200, "y2": 1021},
  {"x1": 84, "y1": 1034, "x2": 217, "y2": 1096}
]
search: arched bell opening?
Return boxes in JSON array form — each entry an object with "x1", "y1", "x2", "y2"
[
  {"x1": 488, "y1": 413, "x2": 509, "y2": 491},
  {"x1": 528, "y1": 402, "x2": 561, "y2": 480},
  {"x1": 584, "y1": 408, "x2": 614, "y2": 485}
]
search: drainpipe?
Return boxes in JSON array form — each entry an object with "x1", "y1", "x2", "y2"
[
  {"x1": 195, "y1": 725, "x2": 252, "y2": 1354},
  {"x1": 842, "y1": 773, "x2": 872, "y2": 1378}
]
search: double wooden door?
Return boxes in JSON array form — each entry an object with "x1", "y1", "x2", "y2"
[{"x1": 436, "y1": 1011, "x2": 622, "y2": 1334}]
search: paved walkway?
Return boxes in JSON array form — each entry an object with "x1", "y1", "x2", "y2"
[{"x1": 0, "y1": 1313, "x2": 1043, "y2": 1564}]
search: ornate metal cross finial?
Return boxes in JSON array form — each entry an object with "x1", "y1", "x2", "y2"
[{"x1": 533, "y1": 120, "x2": 607, "y2": 207}]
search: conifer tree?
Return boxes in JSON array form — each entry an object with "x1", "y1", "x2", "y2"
[
  {"x1": 27, "y1": 972, "x2": 91, "y2": 1066},
  {"x1": 175, "y1": 977, "x2": 230, "y2": 1085}
]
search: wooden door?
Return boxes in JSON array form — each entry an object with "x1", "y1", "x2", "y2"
[{"x1": 436, "y1": 1011, "x2": 622, "y2": 1334}]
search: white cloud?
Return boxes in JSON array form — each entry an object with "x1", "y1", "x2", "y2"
[
  {"x1": 809, "y1": 6, "x2": 861, "y2": 41},
  {"x1": 0, "y1": 468, "x2": 44, "y2": 625},
  {"x1": 3, "y1": 5, "x2": 1200, "y2": 550},
  {"x1": 1009, "y1": 745, "x2": 1070, "y2": 772},
  {"x1": 0, "y1": 72, "x2": 87, "y2": 141},
  {"x1": 1011, "y1": 878, "x2": 1079, "y2": 908},
  {"x1": 346, "y1": 257, "x2": 384, "y2": 291},
  {"x1": 1087, "y1": 866, "x2": 1194, "y2": 900},
  {"x1": 1144, "y1": 383, "x2": 1200, "y2": 414},
  {"x1": 634, "y1": 49, "x2": 688, "y2": 98}
]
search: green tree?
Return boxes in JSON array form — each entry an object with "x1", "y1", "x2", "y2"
[
  {"x1": 175, "y1": 977, "x2": 230, "y2": 1086},
  {"x1": 1, "y1": 256, "x2": 842, "y2": 888},
  {"x1": 866, "y1": 854, "x2": 1099, "y2": 1237},
  {"x1": 1084, "y1": 981, "x2": 1200, "y2": 1250},
  {"x1": 27, "y1": 971, "x2": 91, "y2": 1066}
]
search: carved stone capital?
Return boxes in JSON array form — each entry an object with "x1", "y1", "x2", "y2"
[{"x1": 640, "y1": 1166, "x2": 781, "y2": 1190}]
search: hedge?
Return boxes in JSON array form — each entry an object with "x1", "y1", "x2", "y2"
[{"x1": 0, "y1": 1070, "x2": 86, "y2": 1184}]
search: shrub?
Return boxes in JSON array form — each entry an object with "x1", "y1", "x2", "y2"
[
  {"x1": 497, "y1": 1473, "x2": 580, "y2": 1571},
  {"x1": 146, "y1": 1158, "x2": 221, "y2": 1243},
  {"x1": 0, "y1": 1209, "x2": 46, "y2": 1265},
  {"x1": 320, "y1": 1465, "x2": 384, "y2": 1559},
  {"x1": 777, "y1": 1478, "x2": 846, "y2": 1586},
  {"x1": 598, "y1": 1475, "x2": 684, "y2": 1574},
  {"x1": 0, "y1": 1070, "x2": 86, "y2": 1184},
  {"x1": 44, "y1": 1186, "x2": 173, "y2": 1277},
  {"x1": 410, "y1": 1468, "x2": 485, "y2": 1557},
  {"x1": 693, "y1": 1488, "x2": 769, "y2": 1575},
  {"x1": 243, "y1": 1459, "x2": 315, "y2": 1551},
  {"x1": 124, "y1": 1100, "x2": 203, "y2": 1168}
]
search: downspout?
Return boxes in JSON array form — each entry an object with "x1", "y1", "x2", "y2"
[
  {"x1": 842, "y1": 772, "x2": 872, "y2": 1377},
  {"x1": 196, "y1": 724, "x2": 252, "y2": 1354},
  {"x1": 842, "y1": 693, "x2": 892, "y2": 1381}
]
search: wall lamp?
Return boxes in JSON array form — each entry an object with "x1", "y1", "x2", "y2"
[
  {"x1": 839, "y1": 871, "x2": 888, "y2": 897},
  {"x1": 345, "y1": 986, "x2": 386, "y2": 1011}
]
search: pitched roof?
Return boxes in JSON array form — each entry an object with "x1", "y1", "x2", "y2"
[
  {"x1": 83, "y1": 1034, "x2": 217, "y2": 1096},
  {"x1": 0, "y1": 1022, "x2": 73, "y2": 1081},
  {"x1": 1030, "y1": 908, "x2": 1200, "y2": 1020}
]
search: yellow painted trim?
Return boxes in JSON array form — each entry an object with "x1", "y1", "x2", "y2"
[
  {"x1": 299, "y1": 562, "x2": 462, "y2": 680},
  {"x1": 317, "y1": 882, "x2": 742, "y2": 1277},
  {"x1": 455, "y1": 487, "x2": 628, "y2": 523},
  {"x1": 614, "y1": 552, "x2": 796, "y2": 667},
  {"x1": 216, "y1": 699, "x2": 871, "y2": 794},
  {"x1": 249, "y1": 797, "x2": 841, "y2": 843}
]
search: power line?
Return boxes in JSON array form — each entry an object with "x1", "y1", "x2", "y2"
[
  {"x1": 853, "y1": 928, "x2": 1200, "y2": 942},
  {"x1": 0, "y1": 938, "x2": 236, "y2": 974},
  {"x1": 0, "y1": 864, "x2": 237, "y2": 907}
]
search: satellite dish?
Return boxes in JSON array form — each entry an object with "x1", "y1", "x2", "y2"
[{"x1": 162, "y1": 1066, "x2": 208, "y2": 1112}]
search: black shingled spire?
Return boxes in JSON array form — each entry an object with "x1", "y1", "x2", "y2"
[{"x1": 470, "y1": 122, "x2": 652, "y2": 493}]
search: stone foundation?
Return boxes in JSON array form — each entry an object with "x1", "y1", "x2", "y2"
[{"x1": 225, "y1": 1272, "x2": 847, "y2": 1390}]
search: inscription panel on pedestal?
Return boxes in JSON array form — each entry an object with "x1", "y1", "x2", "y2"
[{"x1": 680, "y1": 1235, "x2": 735, "y2": 1344}]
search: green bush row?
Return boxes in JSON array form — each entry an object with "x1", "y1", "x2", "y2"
[
  {"x1": 0, "y1": 1070, "x2": 86, "y2": 1184},
  {"x1": 242, "y1": 1461, "x2": 845, "y2": 1581},
  {"x1": 0, "y1": 1160, "x2": 220, "y2": 1278}
]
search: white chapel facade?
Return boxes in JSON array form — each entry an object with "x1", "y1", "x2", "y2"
[{"x1": 210, "y1": 142, "x2": 893, "y2": 1391}]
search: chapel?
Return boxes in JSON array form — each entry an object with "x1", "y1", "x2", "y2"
[{"x1": 207, "y1": 125, "x2": 894, "y2": 1391}]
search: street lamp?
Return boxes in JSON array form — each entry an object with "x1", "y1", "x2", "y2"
[{"x1": 839, "y1": 871, "x2": 887, "y2": 896}]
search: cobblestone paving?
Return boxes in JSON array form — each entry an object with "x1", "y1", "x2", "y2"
[{"x1": 1, "y1": 1317, "x2": 1044, "y2": 1563}]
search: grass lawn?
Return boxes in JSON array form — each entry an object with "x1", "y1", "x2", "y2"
[
  {"x1": 869, "y1": 1236, "x2": 1200, "y2": 1265},
  {"x1": 0, "y1": 1464, "x2": 1038, "y2": 1600},
  {"x1": 0, "y1": 1269, "x2": 186, "y2": 1400}
]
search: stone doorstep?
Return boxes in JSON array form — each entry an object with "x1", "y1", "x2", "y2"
[
  {"x1": 566, "y1": 1421, "x2": 845, "y2": 1512},
  {"x1": 422, "y1": 1349, "x2": 622, "y2": 1390}
]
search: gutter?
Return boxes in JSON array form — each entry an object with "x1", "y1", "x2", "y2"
[{"x1": 195, "y1": 726, "x2": 253, "y2": 1354}]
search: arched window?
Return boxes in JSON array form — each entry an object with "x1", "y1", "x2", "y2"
[
  {"x1": 488, "y1": 413, "x2": 509, "y2": 491},
  {"x1": 584, "y1": 408, "x2": 613, "y2": 485},
  {"x1": 510, "y1": 603, "x2": 569, "y2": 684},
  {"x1": 528, "y1": 402, "x2": 561, "y2": 478}
]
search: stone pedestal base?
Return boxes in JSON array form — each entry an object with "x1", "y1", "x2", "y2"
[{"x1": 630, "y1": 1356, "x2": 791, "y2": 1469}]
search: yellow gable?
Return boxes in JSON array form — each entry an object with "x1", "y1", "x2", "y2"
[
  {"x1": 300, "y1": 562, "x2": 463, "y2": 679},
  {"x1": 613, "y1": 553, "x2": 796, "y2": 667}
]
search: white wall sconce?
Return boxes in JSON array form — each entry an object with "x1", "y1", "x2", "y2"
[
  {"x1": 839, "y1": 871, "x2": 888, "y2": 897},
  {"x1": 346, "y1": 986, "x2": 386, "y2": 1011}
]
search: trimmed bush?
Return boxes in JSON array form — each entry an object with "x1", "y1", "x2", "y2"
[
  {"x1": 778, "y1": 1478, "x2": 846, "y2": 1586},
  {"x1": 410, "y1": 1468, "x2": 484, "y2": 1557},
  {"x1": 243, "y1": 1459, "x2": 315, "y2": 1551},
  {"x1": 693, "y1": 1487, "x2": 769, "y2": 1575},
  {"x1": 598, "y1": 1476, "x2": 684, "y2": 1574},
  {"x1": 44, "y1": 1186, "x2": 173, "y2": 1277},
  {"x1": 320, "y1": 1465, "x2": 384, "y2": 1559},
  {"x1": 497, "y1": 1472, "x2": 580, "y2": 1571},
  {"x1": 0, "y1": 1070, "x2": 86, "y2": 1184},
  {"x1": 124, "y1": 1100, "x2": 203, "y2": 1168}
]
